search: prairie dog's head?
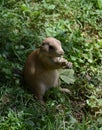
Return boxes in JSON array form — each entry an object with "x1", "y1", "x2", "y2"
[{"x1": 40, "y1": 37, "x2": 64, "y2": 57}]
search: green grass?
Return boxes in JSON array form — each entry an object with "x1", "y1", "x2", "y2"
[{"x1": 0, "y1": 0, "x2": 102, "y2": 129}]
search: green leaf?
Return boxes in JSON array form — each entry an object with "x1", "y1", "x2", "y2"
[
  {"x1": 97, "y1": 0, "x2": 102, "y2": 9},
  {"x1": 25, "y1": 120, "x2": 34, "y2": 127},
  {"x1": 59, "y1": 69, "x2": 75, "y2": 84}
]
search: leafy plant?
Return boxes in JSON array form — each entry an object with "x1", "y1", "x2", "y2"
[
  {"x1": 97, "y1": 0, "x2": 102, "y2": 9},
  {"x1": 59, "y1": 69, "x2": 75, "y2": 84}
]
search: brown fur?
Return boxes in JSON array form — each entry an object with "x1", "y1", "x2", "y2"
[{"x1": 23, "y1": 37, "x2": 72, "y2": 104}]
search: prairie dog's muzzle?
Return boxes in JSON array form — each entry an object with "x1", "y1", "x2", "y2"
[{"x1": 57, "y1": 48, "x2": 64, "y2": 56}]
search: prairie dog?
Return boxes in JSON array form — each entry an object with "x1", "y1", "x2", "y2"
[{"x1": 23, "y1": 37, "x2": 72, "y2": 104}]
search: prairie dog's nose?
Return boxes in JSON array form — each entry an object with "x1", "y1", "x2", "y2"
[{"x1": 58, "y1": 49, "x2": 64, "y2": 55}]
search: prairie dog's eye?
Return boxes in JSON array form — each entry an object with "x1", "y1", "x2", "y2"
[{"x1": 49, "y1": 45, "x2": 55, "y2": 50}]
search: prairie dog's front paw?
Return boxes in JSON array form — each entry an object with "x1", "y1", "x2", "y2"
[
  {"x1": 53, "y1": 57, "x2": 63, "y2": 63},
  {"x1": 57, "y1": 57, "x2": 73, "y2": 68},
  {"x1": 56, "y1": 57, "x2": 72, "y2": 67},
  {"x1": 65, "y1": 61, "x2": 73, "y2": 69},
  {"x1": 53, "y1": 57, "x2": 72, "y2": 68}
]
